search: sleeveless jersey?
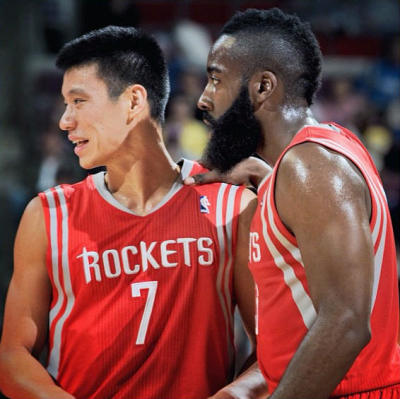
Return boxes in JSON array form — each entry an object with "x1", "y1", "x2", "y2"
[
  {"x1": 39, "y1": 159, "x2": 245, "y2": 399},
  {"x1": 249, "y1": 123, "x2": 400, "y2": 395}
]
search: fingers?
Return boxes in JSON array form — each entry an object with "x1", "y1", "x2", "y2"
[{"x1": 183, "y1": 171, "x2": 222, "y2": 185}]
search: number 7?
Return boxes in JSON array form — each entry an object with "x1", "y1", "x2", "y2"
[{"x1": 131, "y1": 281, "x2": 158, "y2": 345}]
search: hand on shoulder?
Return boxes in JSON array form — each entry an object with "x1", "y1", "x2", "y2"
[{"x1": 184, "y1": 156, "x2": 272, "y2": 190}]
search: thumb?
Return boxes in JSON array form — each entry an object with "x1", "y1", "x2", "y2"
[
  {"x1": 183, "y1": 171, "x2": 221, "y2": 185},
  {"x1": 183, "y1": 173, "x2": 206, "y2": 185}
]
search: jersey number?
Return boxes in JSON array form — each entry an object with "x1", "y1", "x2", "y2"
[{"x1": 131, "y1": 281, "x2": 158, "y2": 345}]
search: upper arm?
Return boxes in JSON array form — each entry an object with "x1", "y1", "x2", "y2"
[
  {"x1": 275, "y1": 143, "x2": 374, "y2": 321},
  {"x1": 0, "y1": 196, "x2": 51, "y2": 357},
  {"x1": 233, "y1": 189, "x2": 258, "y2": 346}
]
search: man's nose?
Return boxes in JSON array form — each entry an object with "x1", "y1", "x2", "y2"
[
  {"x1": 197, "y1": 90, "x2": 212, "y2": 112},
  {"x1": 59, "y1": 106, "x2": 76, "y2": 132}
]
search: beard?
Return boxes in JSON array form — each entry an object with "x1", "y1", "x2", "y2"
[{"x1": 201, "y1": 85, "x2": 263, "y2": 173}]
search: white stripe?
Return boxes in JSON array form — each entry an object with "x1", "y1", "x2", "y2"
[
  {"x1": 47, "y1": 186, "x2": 75, "y2": 377},
  {"x1": 215, "y1": 184, "x2": 234, "y2": 358},
  {"x1": 261, "y1": 187, "x2": 317, "y2": 329},
  {"x1": 368, "y1": 178, "x2": 387, "y2": 311},
  {"x1": 223, "y1": 185, "x2": 239, "y2": 328},
  {"x1": 295, "y1": 137, "x2": 388, "y2": 311},
  {"x1": 45, "y1": 190, "x2": 64, "y2": 331},
  {"x1": 180, "y1": 158, "x2": 195, "y2": 180}
]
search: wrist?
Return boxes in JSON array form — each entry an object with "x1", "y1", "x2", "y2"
[{"x1": 249, "y1": 157, "x2": 271, "y2": 188}]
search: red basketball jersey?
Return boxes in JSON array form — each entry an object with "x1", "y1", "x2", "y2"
[
  {"x1": 39, "y1": 159, "x2": 245, "y2": 399},
  {"x1": 249, "y1": 123, "x2": 400, "y2": 395}
]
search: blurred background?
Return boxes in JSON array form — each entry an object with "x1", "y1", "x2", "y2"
[{"x1": 0, "y1": 0, "x2": 399, "y2": 379}]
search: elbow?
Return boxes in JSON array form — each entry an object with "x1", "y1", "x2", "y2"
[{"x1": 341, "y1": 310, "x2": 371, "y2": 354}]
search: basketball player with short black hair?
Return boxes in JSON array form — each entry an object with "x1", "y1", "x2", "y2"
[{"x1": 0, "y1": 26, "x2": 268, "y2": 399}]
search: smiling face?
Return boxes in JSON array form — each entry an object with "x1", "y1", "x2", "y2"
[{"x1": 59, "y1": 63, "x2": 131, "y2": 169}]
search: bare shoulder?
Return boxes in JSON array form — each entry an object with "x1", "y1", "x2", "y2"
[
  {"x1": 238, "y1": 188, "x2": 258, "y2": 227},
  {"x1": 1, "y1": 196, "x2": 50, "y2": 354},
  {"x1": 276, "y1": 142, "x2": 371, "y2": 229},
  {"x1": 279, "y1": 142, "x2": 367, "y2": 187},
  {"x1": 14, "y1": 196, "x2": 48, "y2": 267},
  {"x1": 22, "y1": 195, "x2": 46, "y2": 222},
  {"x1": 240, "y1": 187, "x2": 257, "y2": 210}
]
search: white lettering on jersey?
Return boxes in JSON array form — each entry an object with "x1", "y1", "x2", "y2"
[
  {"x1": 77, "y1": 237, "x2": 215, "y2": 283},
  {"x1": 78, "y1": 247, "x2": 101, "y2": 283},
  {"x1": 176, "y1": 237, "x2": 197, "y2": 266},
  {"x1": 121, "y1": 246, "x2": 140, "y2": 274},
  {"x1": 103, "y1": 249, "x2": 121, "y2": 278},
  {"x1": 140, "y1": 241, "x2": 160, "y2": 271},
  {"x1": 160, "y1": 240, "x2": 178, "y2": 267},
  {"x1": 198, "y1": 237, "x2": 213, "y2": 265},
  {"x1": 250, "y1": 232, "x2": 261, "y2": 263}
]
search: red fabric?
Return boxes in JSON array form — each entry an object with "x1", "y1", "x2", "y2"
[
  {"x1": 250, "y1": 123, "x2": 400, "y2": 395},
  {"x1": 39, "y1": 159, "x2": 244, "y2": 399},
  {"x1": 333, "y1": 383, "x2": 400, "y2": 399}
]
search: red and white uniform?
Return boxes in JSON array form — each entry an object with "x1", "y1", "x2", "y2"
[
  {"x1": 39, "y1": 159, "x2": 245, "y2": 399},
  {"x1": 249, "y1": 123, "x2": 400, "y2": 395}
]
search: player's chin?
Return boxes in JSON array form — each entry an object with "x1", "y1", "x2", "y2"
[{"x1": 78, "y1": 158, "x2": 100, "y2": 170}]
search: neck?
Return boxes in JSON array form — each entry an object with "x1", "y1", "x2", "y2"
[
  {"x1": 258, "y1": 105, "x2": 318, "y2": 166},
  {"x1": 104, "y1": 123, "x2": 180, "y2": 215}
]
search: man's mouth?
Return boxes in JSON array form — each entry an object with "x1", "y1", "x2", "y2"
[
  {"x1": 72, "y1": 139, "x2": 89, "y2": 146},
  {"x1": 202, "y1": 111, "x2": 217, "y2": 128}
]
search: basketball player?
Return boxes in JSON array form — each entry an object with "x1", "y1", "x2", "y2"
[
  {"x1": 186, "y1": 8, "x2": 400, "y2": 399},
  {"x1": 0, "y1": 27, "x2": 268, "y2": 399}
]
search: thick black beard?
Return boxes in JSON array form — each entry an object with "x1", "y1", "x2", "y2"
[{"x1": 202, "y1": 86, "x2": 263, "y2": 173}]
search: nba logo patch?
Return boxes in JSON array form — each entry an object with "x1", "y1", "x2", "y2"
[{"x1": 199, "y1": 195, "x2": 210, "y2": 214}]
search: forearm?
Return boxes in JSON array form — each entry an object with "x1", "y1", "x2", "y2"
[
  {"x1": 0, "y1": 348, "x2": 75, "y2": 399},
  {"x1": 270, "y1": 312, "x2": 370, "y2": 399},
  {"x1": 210, "y1": 361, "x2": 269, "y2": 399}
]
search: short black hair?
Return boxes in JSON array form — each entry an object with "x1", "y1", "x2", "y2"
[
  {"x1": 56, "y1": 26, "x2": 170, "y2": 123},
  {"x1": 220, "y1": 8, "x2": 322, "y2": 105}
]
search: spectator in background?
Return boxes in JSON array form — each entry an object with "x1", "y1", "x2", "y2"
[
  {"x1": 312, "y1": 77, "x2": 368, "y2": 134},
  {"x1": 359, "y1": 37, "x2": 400, "y2": 112},
  {"x1": 35, "y1": 130, "x2": 84, "y2": 191},
  {"x1": 164, "y1": 93, "x2": 209, "y2": 161}
]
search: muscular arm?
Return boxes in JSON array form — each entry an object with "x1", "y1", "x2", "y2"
[
  {"x1": 210, "y1": 189, "x2": 269, "y2": 399},
  {"x1": 0, "y1": 197, "x2": 75, "y2": 399},
  {"x1": 270, "y1": 143, "x2": 373, "y2": 399}
]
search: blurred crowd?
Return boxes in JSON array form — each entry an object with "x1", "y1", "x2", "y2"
[{"x1": 0, "y1": 0, "x2": 399, "y2": 341}]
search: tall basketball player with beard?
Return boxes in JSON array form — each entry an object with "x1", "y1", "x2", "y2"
[{"x1": 187, "y1": 8, "x2": 400, "y2": 399}]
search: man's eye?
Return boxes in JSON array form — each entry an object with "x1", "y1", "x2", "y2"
[{"x1": 73, "y1": 98, "x2": 85, "y2": 104}]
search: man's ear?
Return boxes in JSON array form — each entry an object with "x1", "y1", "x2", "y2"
[
  {"x1": 250, "y1": 71, "x2": 278, "y2": 110},
  {"x1": 126, "y1": 84, "x2": 148, "y2": 123}
]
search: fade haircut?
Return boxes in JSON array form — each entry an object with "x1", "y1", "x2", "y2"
[
  {"x1": 221, "y1": 8, "x2": 322, "y2": 105},
  {"x1": 56, "y1": 26, "x2": 170, "y2": 123}
]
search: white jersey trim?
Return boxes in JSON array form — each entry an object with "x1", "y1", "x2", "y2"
[
  {"x1": 224, "y1": 185, "x2": 239, "y2": 329},
  {"x1": 92, "y1": 169, "x2": 184, "y2": 216},
  {"x1": 45, "y1": 186, "x2": 75, "y2": 378},
  {"x1": 312, "y1": 137, "x2": 388, "y2": 312},
  {"x1": 215, "y1": 183, "x2": 235, "y2": 360},
  {"x1": 261, "y1": 186, "x2": 317, "y2": 329},
  {"x1": 179, "y1": 158, "x2": 196, "y2": 180}
]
